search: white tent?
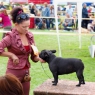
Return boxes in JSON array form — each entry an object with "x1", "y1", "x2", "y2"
[{"x1": 53, "y1": 0, "x2": 95, "y2": 56}]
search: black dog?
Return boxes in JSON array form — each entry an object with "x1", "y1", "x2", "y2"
[{"x1": 39, "y1": 50, "x2": 85, "y2": 87}]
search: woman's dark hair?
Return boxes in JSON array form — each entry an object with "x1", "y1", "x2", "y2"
[
  {"x1": 0, "y1": 74, "x2": 24, "y2": 95},
  {"x1": 10, "y1": 7, "x2": 30, "y2": 24}
]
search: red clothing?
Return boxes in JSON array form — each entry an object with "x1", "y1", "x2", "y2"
[
  {"x1": 0, "y1": 13, "x2": 12, "y2": 28},
  {"x1": 24, "y1": 45, "x2": 30, "y2": 52},
  {"x1": 88, "y1": 10, "x2": 91, "y2": 13},
  {"x1": 0, "y1": 28, "x2": 35, "y2": 69},
  {"x1": 6, "y1": 68, "x2": 30, "y2": 95},
  {"x1": 23, "y1": 45, "x2": 30, "y2": 69},
  {"x1": 0, "y1": 28, "x2": 36, "y2": 95}
]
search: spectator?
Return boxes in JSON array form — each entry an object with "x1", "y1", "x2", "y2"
[
  {"x1": 35, "y1": 13, "x2": 46, "y2": 29},
  {"x1": 57, "y1": 6, "x2": 61, "y2": 11},
  {"x1": 38, "y1": 19, "x2": 46, "y2": 29},
  {"x1": 87, "y1": 20, "x2": 95, "y2": 32},
  {"x1": 88, "y1": 6, "x2": 92, "y2": 13},
  {"x1": 49, "y1": 5, "x2": 55, "y2": 29},
  {"x1": 11, "y1": 2, "x2": 16, "y2": 9},
  {"x1": 41, "y1": 2, "x2": 50, "y2": 17},
  {"x1": 0, "y1": 2, "x2": 6, "y2": 9},
  {"x1": 29, "y1": 3, "x2": 34, "y2": 11},
  {"x1": 41, "y1": 2, "x2": 50, "y2": 29},
  {"x1": 74, "y1": 6, "x2": 78, "y2": 30},
  {"x1": 81, "y1": 3, "x2": 90, "y2": 29},
  {"x1": 88, "y1": 6, "x2": 93, "y2": 23},
  {"x1": 0, "y1": 7, "x2": 40, "y2": 95},
  {"x1": 35, "y1": 16, "x2": 41, "y2": 28},
  {"x1": 30, "y1": 4, "x2": 37, "y2": 16},
  {"x1": 0, "y1": 74, "x2": 24, "y2": 95},
  {"x1": 66, "y1": 3, "x2": 73, "y2": 17},
  {"x1": 63, "y1": 13, "x2": 74, "y2": 31},
  {"x1": 0, "y1": 8, "x2": 12, "y2": 38}
]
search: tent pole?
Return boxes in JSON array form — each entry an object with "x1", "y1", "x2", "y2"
[
  {"x1": 77, "y1": 2, "x2": 82, "y2": 48},
  {"x1": 54, "y1": 0, "x2": 62, "y2": 57}
]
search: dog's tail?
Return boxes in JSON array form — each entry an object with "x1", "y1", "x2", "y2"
[{"x1": 79, "y1": 59, "x2": 85, "y2": 68}]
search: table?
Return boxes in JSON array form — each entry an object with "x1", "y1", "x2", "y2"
[{"x1": 33, "y1": 79, "x2": 95, "y2": 95}]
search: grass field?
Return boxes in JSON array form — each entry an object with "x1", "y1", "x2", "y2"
[{"x1": 0, "y1": 29, "x2": 95, "y2": 95}]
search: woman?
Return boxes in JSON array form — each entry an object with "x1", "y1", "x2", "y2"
[
  {"x1": 30, "y1": 4, "x2": 37, "y2": 16},
  {"x1": 41, "y1": 2, "x2": 50, "y2": 29},
  {"x1": 0, "y1": 7, "x2": 39, "y2": 95},
  {"x1": 0, "y1": 8, "x2": 12, "y2": 38},
  {"x1": 49, "y1": 5, "x2": 55, "y2": 29},
  {"x1": 0, "y1": 74, "x2": 24, "y2": 95},
  {"x1": 87, "y1": 20, "x2": 95, "y2": 32}
]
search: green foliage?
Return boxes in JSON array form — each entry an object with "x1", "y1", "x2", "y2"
[{"x1": 0, "y1": 31, "x2": 95, "y2": 95}]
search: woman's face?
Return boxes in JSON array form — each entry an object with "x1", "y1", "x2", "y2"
[{"x1": 15, "y1": 20, "x2": 30, "y2": 34}]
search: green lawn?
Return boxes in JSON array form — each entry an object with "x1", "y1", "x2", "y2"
[{"x1": 0, "y1": 30, "x2": 95, "y2": 95}]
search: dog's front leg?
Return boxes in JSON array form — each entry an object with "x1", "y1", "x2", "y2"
[{"x1": 52, "y1": 72, "x2": 58, "y2": 86}]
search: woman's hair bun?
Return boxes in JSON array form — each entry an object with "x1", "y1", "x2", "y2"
[{"x1": 10, "y1": 7, "x2": 24, "y2": 23}]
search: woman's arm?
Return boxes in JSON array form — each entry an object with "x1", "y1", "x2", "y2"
[
  {"x1": 32, "y1": 55, "x2": 46, "y2": 63},
  {"x1": 0, "y1": 51, "x2": 19, "y2": 65},
  {"x1": 0, "y1": 51, "x2": 14, "y2": 57},
  {"x1": 0, "y1": 34, "x2": 19, "y2": 65},
  {"x1": 33, "y1": 56, "x2": 39, "y2": 62}
]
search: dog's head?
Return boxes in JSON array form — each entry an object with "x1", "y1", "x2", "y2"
[{"x1": 39, "y1": 50, "x2": 56, "y2": 62}]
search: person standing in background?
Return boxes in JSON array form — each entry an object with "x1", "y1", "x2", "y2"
[
  {"x1": 30, "y1": 4, "x2": 38, "y2": 16},
  {"x1": 49, "y1": 5, "x2": 55, "y2": 29},
  {"x1": 81, "y1": 3, "x2": 90, "y2": 29},
  {"x1": 0, "y1": 2, "x2": 6, "y2": 9},
  {"x1": 0, "y1": 8, "x2": 12, "y2": 38},
  {"x1": 66, "y1": 3, "x2": 73, "y2": 17},
  {"x1": 41, "y1": 2, "x2": 50, "y2": 29}
]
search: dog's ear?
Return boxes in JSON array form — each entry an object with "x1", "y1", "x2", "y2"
[{"x1": 50, "y1": 50, "x2": 56, "y2": 53}]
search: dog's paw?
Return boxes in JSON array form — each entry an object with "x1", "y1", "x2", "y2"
[
  {"x1": 52, "y1": 83, "x2": 57, "y2": 86},
  {"x1": 52, "y1": 81, "x2": 55, "y2": 83},
  {"x1": 76, "y1": 84, "x2": 81, "y2": 87},
  {"x1": 81, "y1": 81, "x2": 85, "y2": 84}
]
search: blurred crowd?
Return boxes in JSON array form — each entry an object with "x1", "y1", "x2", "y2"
[{"x1": 0, "y1": 2, "x2": 95, "y2": 32}]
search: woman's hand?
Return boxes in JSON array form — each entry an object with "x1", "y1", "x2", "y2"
[
  {"x1": 33, "y1": 56, "x2": 46, "y2": 63},
  {"x1": 39, "y1": 57, "x2": 46, "y2": 63},
  {"x1": 10, "y1": 54, "x2": 19, "y2": 65},
  {"x1": 33, "y1": 56, "x2": 39, "y2": 62},
  {"x1": 0, "y1": 52, "x2": 19, "y2": 65}
]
